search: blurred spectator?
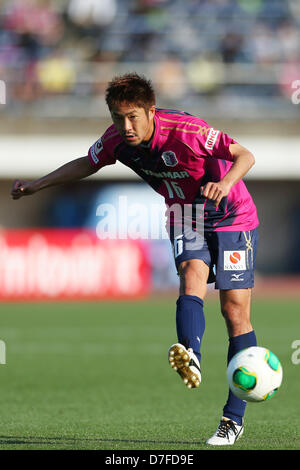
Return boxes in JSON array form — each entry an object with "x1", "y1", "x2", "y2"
[
  {"x1": 123, "y1": 32, "x2": 165, "y2": 62},
  {"x1": 10, "y1": 60, "x2": 41, "y2": 103},
  {"x1": 279, "y1": 60, "x2": 300, "y2": 100},
  {"x1": 36, "y1": 49, "x2": 76, "y2": 94},
  {"x1": 186, "y1": 53, "x2": 223, "y2": 95},
  {"x1": 67, "y1": 0, "x2": 117, "y2": 28},
  {"x1": 153, "y1": 55, "x2": 187, "y2": 101},
  {"x1": 277, "y1": 21, "x2": 300, "y2": 61},
  {"x1": 248, "y1": 23, "x2": 281, "y2": 64},
  {"x1": 0, "y1": 0, "x2": 299, "y2": 111},
  {"x1": 287, "y1": 0, "x2": 300, "y2": 19},
  {"x1": 236, "y1": 0, "x2": 263, "y2": 15},
  {"x1": 4, "y1": 0, "x2": 64, "y2": 50},
  {"x1": 220, "y1": 32, "x2": 246, "y2": 63}
]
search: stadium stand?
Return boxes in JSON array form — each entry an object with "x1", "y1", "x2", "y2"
[{"x1": 0, "y1": 0, "x2": 299, "y2": 119}]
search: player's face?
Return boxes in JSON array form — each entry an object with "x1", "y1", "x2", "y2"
[{"x1": 110, "y1": 102, "x2": 155, "y2": 146}]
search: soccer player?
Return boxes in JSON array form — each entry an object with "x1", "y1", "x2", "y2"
[{"x1": 11, "y1": 73, "x2": 259, "y2": 446}]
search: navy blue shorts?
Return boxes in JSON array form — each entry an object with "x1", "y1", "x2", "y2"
[{"x1": 170, "y1": 228, "x2": 258, "y2": 290}]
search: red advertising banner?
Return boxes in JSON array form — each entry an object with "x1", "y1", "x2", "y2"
[{"x1": 0, "y1": 229, "x2": 151, "y2": 301}]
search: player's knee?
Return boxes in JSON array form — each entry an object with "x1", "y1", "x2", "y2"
[
  {"x1": 221, "y1": 300, "x2": 251, "y2": 335},
  {"x1": 178, "y1": 260, "x2": 206, "y2": 283},
  {"x1": 178, "y1": 260, "x2": 208, "y2": 297}
]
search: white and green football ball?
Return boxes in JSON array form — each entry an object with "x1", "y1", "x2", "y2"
[{"x1": 227, "y1": 346, "x2": 283, "y2": 402}]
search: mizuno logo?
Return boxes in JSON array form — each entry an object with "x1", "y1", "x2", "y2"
[{"x1": 231, "y1": 273, "x2": 245, "y2": 281}]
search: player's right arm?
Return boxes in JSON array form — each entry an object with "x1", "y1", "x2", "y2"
[{"x1": 11, "y1": 156, "x2": 97, "y2": 200}]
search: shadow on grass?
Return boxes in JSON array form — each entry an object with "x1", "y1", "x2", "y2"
[{"x1": 0, "y1": 435, "x2": 204, "y2": 447}]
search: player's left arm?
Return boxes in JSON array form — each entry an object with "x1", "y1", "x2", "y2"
[{"x1": 201, "y1": 143, "x2": 255, "y2": 208}]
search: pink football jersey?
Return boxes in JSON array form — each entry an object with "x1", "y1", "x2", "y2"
[{"x1": 88, "y1": 108, "x2": 259, "y2": 232}]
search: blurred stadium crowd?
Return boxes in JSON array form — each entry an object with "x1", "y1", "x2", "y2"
[
  {"x1": 1, "y1": 1, "x2": 300, "y2": 296},
  {"x1": 0, "y1": 0, "x2": 299, "y2": 117}
]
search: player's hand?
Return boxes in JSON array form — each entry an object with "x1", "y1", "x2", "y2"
[
  {"x1": 200, "y1": 181, "x2": 231, "y2": 209},
  {"x1": 11, "y1": 180, "x2": 36, "y2": 200}
]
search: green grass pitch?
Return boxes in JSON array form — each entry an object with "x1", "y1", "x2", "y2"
[{"x1": 0, "y1": 296, "x2": 299, "y2": 450}]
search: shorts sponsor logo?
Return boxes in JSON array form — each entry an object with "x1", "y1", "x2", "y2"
[
  {"x1": 224, "y1": 250, "x2": 246, "y2": 271},
  {"x1": 205, "y1": 128, "x2": 220, "y2": 150},
  {"x1": 230, "y1": 252, "x2": 241, "y2": 264},
  {"x1": 161, "y1": 151, "x2": 178, "y2": 167}
]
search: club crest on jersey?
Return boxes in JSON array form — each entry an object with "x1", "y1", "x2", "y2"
[{"x1": 161, "y1": 151, "x2": 178, "y2": 167}]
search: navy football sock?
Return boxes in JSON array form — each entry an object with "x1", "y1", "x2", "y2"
[
  {"x1": 223, "y1": 330, "x2": 257, "y2": 425},
  {"x1": 176, "y1": 294, "x2": 205, "y2": 363}
]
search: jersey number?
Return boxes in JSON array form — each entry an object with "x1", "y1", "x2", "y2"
[{"x1": 163, "y1": 180, "x2": 185, "y2": 200}]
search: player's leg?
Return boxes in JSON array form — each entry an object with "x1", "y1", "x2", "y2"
[
  {"x1": 168, "y1": 228, "x2": 212, "y2": 388},
  {"x1": 176, "y1": 258, "x2": 209, "y2": 360},
  {"x1": 206, "y1": 229, "x2": 258, "y2": 445},
  {"x1": 169, "y1": 259, "x2": 209, "y2": 388},
  {"x1": 206, "y1": 288, "x2": 256, "y2": 445},
  {"x1": 220, "y1": 288, "x2": 257, "y2": 424},
  {"x1": 178, "y1": 258, "x2": 209, "y2": 299},
  {"x1": 220, "y1": 287, "x2": 253, "y2": 337}
]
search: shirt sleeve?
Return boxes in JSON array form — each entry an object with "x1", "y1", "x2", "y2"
[
  {"x1": 88, "y1": 136, "x2": 117, "y2": 170},
  {"x1": 197, "y1": 124, "x2": 238, "y2": 162}
]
